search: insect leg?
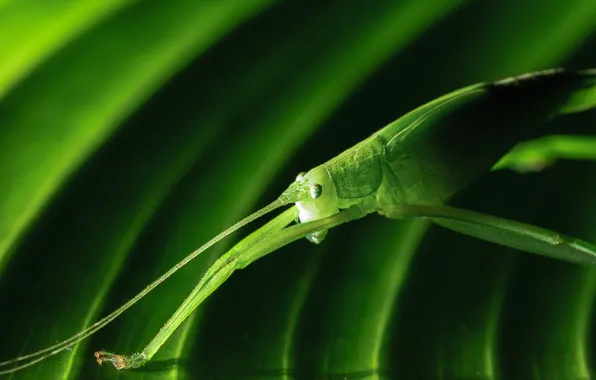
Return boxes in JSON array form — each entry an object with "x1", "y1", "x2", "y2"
[
  {"x1": 94, "y1": 205, "x2": 364, "y2": 370},
  {"x1": 94, "y1": 206, "x2": 299, "y2": 369},
  {"x1": 382, "y1": 204, "x2": 596, "y2": 265}
]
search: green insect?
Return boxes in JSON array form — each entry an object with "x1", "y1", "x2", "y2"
[{"x1": 2, "y1": 68, "x2": 596, "y2": 374}]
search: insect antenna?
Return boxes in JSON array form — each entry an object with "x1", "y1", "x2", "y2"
[{"x1": 0, "y1": 198, "x2": 285, "y2": 375}]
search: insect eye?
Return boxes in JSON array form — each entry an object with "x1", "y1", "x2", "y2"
[
  {"x1": 310, "y1": 184, "x2": 323, "y2": 199},
  {"x1": 295, "y1": 172, "x2": 306, "y2": 182}
]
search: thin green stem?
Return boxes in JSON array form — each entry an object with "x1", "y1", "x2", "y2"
[{"x1": 494, "y1": 135, "x2": 596, "y2": 172}]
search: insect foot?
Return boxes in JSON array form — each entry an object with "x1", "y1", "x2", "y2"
[{"x1": 94, "y1": 351, "x2": 147, "y2": 369}]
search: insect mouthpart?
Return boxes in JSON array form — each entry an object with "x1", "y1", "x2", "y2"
[
  {"x1": 279, "y1": 180, "x2": 311, "y2": 204},
  {"x1": 307, "y1": 230, "x2": 327, "y2": 244}
]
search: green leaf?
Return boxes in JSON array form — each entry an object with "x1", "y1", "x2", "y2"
[
  {"x1": 0, "y1": 1, "x2": 595, "y2": 379},
  {"x1": 0, "y1": 0, "x2": 277, "y2": 271}
]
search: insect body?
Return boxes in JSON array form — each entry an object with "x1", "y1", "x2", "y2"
[
  {"x1": 288, "y1": 69, "x2": 596, "y2": 244},
  {"x1": 2, "y1": 68, "x2": 596, "y2": 374}
]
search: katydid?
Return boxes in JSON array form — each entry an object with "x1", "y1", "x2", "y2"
[{"x1": 2, "y1": 68, "x2": 596, "y2": 374}]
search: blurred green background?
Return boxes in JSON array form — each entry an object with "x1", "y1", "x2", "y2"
[{"x1": 0, "y1": 1, "x2": 595, "y2": 379}]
